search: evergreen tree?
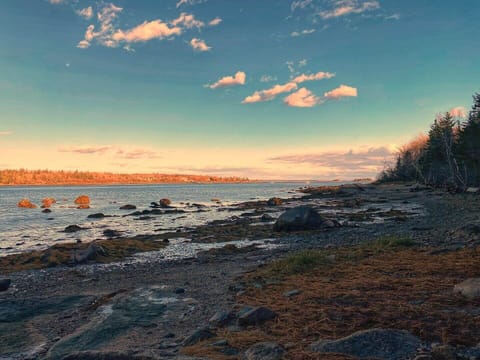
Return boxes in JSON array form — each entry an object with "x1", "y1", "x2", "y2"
[{"x1": 457, "y1": 93, "x2": 480, "y2": 185}]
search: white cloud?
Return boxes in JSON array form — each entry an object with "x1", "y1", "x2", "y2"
[
  {"x1": 449, "y1": 106, "x2": 467, "y2": 118},
  {"x1": 260, "y1": 75, "x2": 277, "y2": 83},
  {"x1": 209, "y1": 71, "x2": 246, "y2": 89},
  {"x1": 291, "y1": 29, "x2": 316, "y2": 37},
  {"x1": 324, "y1": 84, "x2": 358, "y2": 99},
  {"x1": 113, "y1": 20, "x2": 182, "y2": 43},
  {"x1": 284, "y1": 88, "x2": 322, "y2": 107},
  {"x1": 292, "y1": 71, "x2": 335, "y2": 83},
  {"x1": 76, "y1": 40, "x2": 90, "y2": 49},
  {"x1": 242, "y1": 82, "x2": 298, "y2": 104},
  {"x1": 208, "y1": 17, "x2": 222, "y2": 26},
  {"x1": 319, "y1": 0, "x2": 380, "y2": 19},
  {"x1": 77, "y1": 6, "x2": 93, "y2": 20},
  {"x1": 48, "y1": 0, "x2": 65, "y2": 4},
  {"x1": 171, "y1": 13, "x2": 204, "y2": 29},
  {"x1": 190, "y1": 38, "x2": 211, "y2": 51},
  {"x1": 176, "y1": 0, "x2": 206, "y2": 8}
]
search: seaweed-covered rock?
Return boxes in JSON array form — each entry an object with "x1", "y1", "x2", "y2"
[
  {"x1": 274, "y1": 206, "x2": 335, "y2": 232},
  {"x1": 71, "y1": 244, "x2": 106, "y2": 264}
]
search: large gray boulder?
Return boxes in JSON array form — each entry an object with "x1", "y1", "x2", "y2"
[
  {"x1": 238, "y1": 306, "x2": 277, "y2": 326},
  {"x1": 274, "y1": 206, "x2": 334, "y2": 232},
  {"x1": 309, "y1": 328, "x2": 421, "y2": 360}
]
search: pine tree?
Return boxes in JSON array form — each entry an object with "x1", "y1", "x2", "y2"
[{"x1": 457, "y1": 93, "x2": 480, "y2": 185}]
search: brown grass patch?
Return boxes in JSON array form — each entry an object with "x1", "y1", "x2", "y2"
[
  {"x1": 0, "y1": 237, "x2": 167, "y2": 273},
  {"x1": 184, "y1": 244, "x2": 480, "y2": 359}
]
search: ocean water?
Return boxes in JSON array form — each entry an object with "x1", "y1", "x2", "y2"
[{"x1": 0, "y1": 182, "x2": 337, "y2": 256}]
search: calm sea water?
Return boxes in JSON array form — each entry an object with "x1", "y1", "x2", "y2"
[{"x1": 0, "y1": 182, "x2": 338, "y2": 256}]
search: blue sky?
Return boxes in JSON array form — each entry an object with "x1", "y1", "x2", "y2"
[{"x1": 0, "y1": 0, "x2": 479, "y2": 179}]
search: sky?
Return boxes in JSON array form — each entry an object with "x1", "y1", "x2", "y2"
[{"x1": 1, "y1": 0, "x2": 479, "y2": 180}]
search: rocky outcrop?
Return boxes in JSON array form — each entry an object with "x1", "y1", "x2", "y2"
[
  {"x1": 267, "y1": 197, "x2": 283, "y2": 206},
  {"x1": 65, "y1": 225, "x2": 85, "y2": 233},
  {"x1": 182, "y1": 327, "x2": 215, "y2": 347},
  {"x1": 244, "y1": 342, "x2": 285, "y2": 360},
  {"x1": 71, "y1": 244, "x2": 106, "y2": 264},
  {"x1": 119, "y1": 204, "x2": 136, "y2": 210},
  {"x1": 17, "y1": 199, "x2": 37, "y2": 208},
  {"x1": 87, "y1": 213, "x2": 105, "y2": 219},
  {"x1": 274, "y1": 206, "x2": 335, "y2": 232},
  {"x1": 74, "y1": 195, "x2": 90, "y2": 205},
  {"x1": 309, "y1": 328, "x2": 421, "y2": 360}
]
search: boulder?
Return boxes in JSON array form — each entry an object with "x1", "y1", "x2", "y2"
[
  {"x1": 274, "y1": 206, "x2": 335, "y2": 232},
  {"x1": 42, "y1": 208, "x2": 52, "y2": 213},
  {"x1": 72, "y1": 243, "x2": 106, "y2": 264},
  {"x1": 454, "y1": 278, "x2": 480, "y2": 299},
  {"x1": 466, "y1": 187, "x2": 479, "y2": 193},
  {"x1": 244, "y1": 342, "x2": 285, "y2": 360},
  {"x1": 238, "y1": 306, "x2": 277, "y2": 326},
  {"x1": 0, "y1": 279, "x2": 11, "y2": 292},
  {"x1": 160, "y1": 198, "x2": 172, "y2": 208},
  {"x1": 119, "y1": 204, "x2": 136, "y2": 210},
  {"x1": 87, "y1": 213, "x2": 105, "y2": 219},
  {"x1": 103, "y1": 229, "x2": 122, "y2": 238},
  {"x1": 65, "y1": 225, "x2": 85, "y2": 233},
  {"x1": 182, "y1": 327, "x2": 215, "y2": 347},
  {"x1": 41, "y1": 197, "x2": 56, "y2": 208},
  {"x1": 209, "y1": 311, "x2": 235, "y2": 327},
  {"x1": 17, "y1": 199, "x2": 37, "y2": 208},
  {"x1": 74, "y1": 195, "x2": 90, "y2": 205},
  {"x1": 309, "y1": 328, "x2": 421, "y2": 360},
  {"x1": 267, "y1": 197, "x2": 283, "y2": 206}
]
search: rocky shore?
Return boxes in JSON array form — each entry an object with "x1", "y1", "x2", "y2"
[{"x1": 1, "y1": 183, "x2": 479, "y2": 359}]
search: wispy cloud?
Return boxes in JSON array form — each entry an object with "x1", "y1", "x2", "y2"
[
  {"x1": 284, "y1": 88, "x2": 322, "y2": 108},
  {"x1": 176, "y1": 0, "x2": 206, "y2": 8},
  {"x1": 77, "y1": 6, "x2": 93, "y2": 20},
  {"x1": 48, "y1": 0, "x2": 65, "y2": 4},
  {"x1": 291, "y1": 29, "x2": 316, "y2": 37},
  {"x1": 324, "y1": 84, "x2": 358, "y2": 99},
  {"x1": 242, "y1": 82, "x2": 298, "y2": 104},
  {"x1": 208, "y1": 17, "x2": 222, "y2": 26},
  {"x1": 0, "y1": 131, "x2": 13, "y2": 136},
  {"x1": 116, "y1": 148, "x2": 159, "y2": 159},
  {"x1": 59, "y1": 145, "x2": 112, "y2": 155},
  {"x1": 208, "y1": 71, "x2": 246, "y2": 89},
  {"x1": 319, "y1": 0, "x2": 380, "y2": 19},
  {"x1": 171, "y1": 13, "x2": 204, "y2": 29},
  {"x1": 291, "y1": 0, "x2": 313, "y2": 12},
  {"x1": 292, "y1": 71, "x2": 335, "y2": 83},
  {"x1": 190, "y1": 38, "x2": 211, "y2": 51},
  {"x1": 260, "y1": 75, "x2": 277, "y2": 83}
]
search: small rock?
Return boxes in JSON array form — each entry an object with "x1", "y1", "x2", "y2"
[
  {"x1": 87, "y1": 213, "x2": 105, "y2": 219},
  {"x1": 209, "y1": 311, "x2": 234, "y2": 327},
  {"x1": 261, "y1": 214, "x2": 274, "y2": 222},
  {"x1": 244, "y1": 342, "x2": 285, "y2": 360},
  {"x1": 267, "y1": 197, "x2": 283, "y2": 206},
  {"x1": 119, "y1": 204, "x2": 136, "y2": 210},
  {"x1": 283, "y1": 289, "x2": 301, "y2": 298},
  {"x1": 174, "y1": 287, "x2": 185, "y2": 294},
  {"x1": 182, "y1": 327, "x2": 215, "y2": 347},
  {"x1": 160, "y1": 198, "x2": 172, "y2": 208},
  {"x1": 64, "y1": 225, "x2": 85, "y2": 233},
  {"x1": 238, "y1": 306, "x2": 277, "y2": 326},
  {"x1": 103, "y1": 229, "x2": 121, "y2": 238},
  {"x1": 466, "y1": 187, "x2": 479, "y2": 193},
  {"x1": 309, "y1": 328, "x2": 421, "y2": 360},
  {"x1": 0, "y1": 279, "x2": 11, "y2": 292},
  {"x1": 71, "y1": 243, "x2": 106, "y2": 264},
  {"x1": 74, "y1": 195, "x2": 90, "y2": 205},
  {"x1": 41, "y1": 197, "x2": 56, "y2": 208},
  {"x1": 77, "y1": 205, "x2": 90, "y2": 209},
  {"x1": 17, "y1": 199, "x2": 37, "y2": 208},
  {"x1": 209, "y1": 339, "x2": 228, "y2": 347},
  {"x1": 42, "y1": 208, "x2": 52, "y2": 213},
  {"x1": 454, "y1": 278, "x2": 480, "y2": 299}
]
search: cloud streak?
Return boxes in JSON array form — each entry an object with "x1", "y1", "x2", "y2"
[
  {"x1": 319, "y1": 0, "x2": 380, "y2": 19},
  {"x1": 242, "y1": 82, "x2": 298, "y2": 104},
  {"x1": 324, "y1": 84, "x2": 358, "y2": 99},
  {"x1": 190, "y1": 38, "x2": 211, "y2": 51},
  {"x1": 59, "y1": 146, "x2": 112, "y2": 155}
]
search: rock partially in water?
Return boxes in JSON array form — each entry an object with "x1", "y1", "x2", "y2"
[
  {"x1": 41, "y1": 197, "x2": 57, "y2": 208},
  {"x1": 238, "y1": 306, "x2": 277, "y2": 326},
  {"x1": 119, "y1": 204, "x2": 136, "y2": 210},
  {"x1": 74, "y1": 195, "x2": 90, "y2": 205},
  {"x1": 160, "y1": 198, "x2": 172, "y2": 208},
  {"x1": 64, "y1": 225, "x2": 85, "y2": 233},
  {"x1": 87, "y1": 213, "x2": 105, "y2": 219},
  {"x1": 244, "y1": 342, "x2": 285, "y2": 360},
  {"x1": 17, "y1": 199, "x2": 37, "y2": 209},
  {"x1": 103, "y1": 229, "x2": 122, "y2": 238},
  {"x1": 274, "y1": 206, "x2": 335, "y2": 232},
  {"x1": 42, "y1": 208, "x2": 52, "y2": 213},
  {"x1": 267, "y1": 197, "x2": 283, "y2": 206},
  {"x1": 454, "y1": 278, "x2": 480, "y2": 299},
  {"x1": 309, "y1": 328, "x2": 421, "y2": 360},
  {"x1": 0, "y1": 278, "x2": 11, "y2": 292}
]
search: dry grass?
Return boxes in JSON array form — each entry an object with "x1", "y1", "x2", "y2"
[
  {"x1": 183, "y1": 242, "x2": 480, "y2": 359},
  {"x1": 0, "y1": 238, "x2": 166, "y2": 273}
]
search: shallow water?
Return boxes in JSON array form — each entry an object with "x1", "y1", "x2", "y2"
[{"x1": 0, "y1": 182, "x2": 338, "y2": 256}]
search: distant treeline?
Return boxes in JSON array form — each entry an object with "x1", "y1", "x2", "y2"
[
  {"x1": 379, "y1": 92, "x2": 480, "y2": 190},
  {"x1": 0, "y1": 169, "x2": 250, "y2": 186}
]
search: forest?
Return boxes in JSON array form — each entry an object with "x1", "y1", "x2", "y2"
[{"x1": 379, "y1": 92, "x2": 480, "y2": 190}]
